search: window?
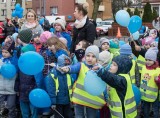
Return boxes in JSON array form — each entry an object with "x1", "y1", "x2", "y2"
[
  {"x1": 2, "y1": 0, "x2": 6, "y2": 3},
  {"x1": 50, "y1": 6, "x2": 58, "y2": 15},
  {"x1": 1, "y1": 9, "x2": 6, "y2": 16},
  {"x1": 12, "y1": 0, "x2": 16, "y2": 2}
]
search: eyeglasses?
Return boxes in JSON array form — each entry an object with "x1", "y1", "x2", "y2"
[{"x1": 27, "y1": 15, "x2": 34, "y2": 17}]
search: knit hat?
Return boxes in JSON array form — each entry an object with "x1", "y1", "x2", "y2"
[
  {"x1": 112, "y1": 55, "x2": 132, "y2": 74},
  {"x1": 54, "y1": 19, "x2": 66, "y2": 30},
  {"x1": 100, "y1": 37, "x2": 110, "y2": 46},
  {"x1": 57, "y1": 54, "x2": 71, "y2": 67},
  {"x1": 145, "y1": 48, "x2": 158, "y2": 62},
  {"x1": 12, "y1": 33, "x2": 18, "y2": 41},
  {"x1": 32, "y1": 30, "x2": 41, "y2": 39},
  {"x1": 2, "y1": 40, "x2": 15, "y2": 55},
  {"x1": 109, "y1": 39, "x2": 119, "y2": 49},
  {"x1": 85, "y1": 45, "x2": 99, "y2": 60},
  {"x1": 21, "y1": 44, "x2": 36, "y2": 53},
  {"x1": 18, "y1": 29, "x2": 32, "y2": 43},
  {"x1": 99, "y1": 51, "x2": 111, "y2": 67},
  {"x1": 120, "y1": 44, "x2": 132, "y2": 55},
  {"x1": 40, "y1": 31, "x2": 52, "y2": 43},
  {"x1": 75, "y1": 49, "x2": 85, "y2": 61}
]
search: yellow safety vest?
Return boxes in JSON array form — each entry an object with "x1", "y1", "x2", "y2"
[
  {"x1": 140, "y1": 66, "x2": 158, "y2": 102},
  {"x1": 137, "y1": 55, "x2": 146, "y2": 73},
  {"x1": 108, "y1": 74, "x2": 137, "y2": 118},
  {"x1": 72, "y1": 63, "x2": 106, "y2": 109},
  {"x1": 129, "y1": 60, "x2": 136, "y2": 84},
  {"x1": 50, "y1": 73, "x2": 72, "y2": 101}
]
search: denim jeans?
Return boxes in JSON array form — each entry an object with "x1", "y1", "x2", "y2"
[
  {"x1": 143, "y1": 97, "x2": 159, "y2": 118},
  {"x1": 0, "y1": 94, "x2": 16, "y2": 118},
  {"x1": 20, "y1": 101, "x2": 38, "y2": 118},
  {"x1": 74, "y1": 104, "x2": 97, "y2": 118}
]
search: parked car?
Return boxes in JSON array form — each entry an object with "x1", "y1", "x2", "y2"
[{"x1": 96, "y1": 21, "x2": 113, "y2": 36}]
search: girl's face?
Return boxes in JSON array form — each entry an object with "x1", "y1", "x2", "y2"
[
  {"x1": 73, "y1": 7, "x2": 81, "y2": 20},
  {"x1": 33, "y1": 36, "x2": 40, "y2": 43},
  {"x1": 2, "y1": 50, "x2": 11, "y2": 58},
  {"x1": 146, "y1": 59, "x2": 154, "y2": 66},
  {"x1": 27, "y1": 12, "x2": 35, "y2": 23},
  {"x1": 109, "y1": 61, "x2": 118, "y2": 74},
  {"x1": 5, "y1": 37, "x2": 12, "y2": 43},
  {"x1": 101, "y1": 42, "x2": 110, "y2": 51},
  {"x1": 48, "y1": 45, "x2": 56, "y2": 53},
  {"x1": 85, "y1": 53, "x2": 97, "y2": 65},
  {"x1": 150, "y1": 33, "x2": 157, "y2": 39},
  {"x1": 76, "y1": 41, "x2": 83, "y2": 50},
  {"x1": 54, "y1": 23, "x2": 62, "y2": 32}
]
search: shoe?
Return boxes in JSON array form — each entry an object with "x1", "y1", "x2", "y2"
[{"x1": 1, "y1": 108, "x2": 9, "y2": 116}]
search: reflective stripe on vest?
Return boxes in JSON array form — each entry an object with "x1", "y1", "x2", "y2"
[
  {"x1": 109, "y1": 74, "x2": 137, "y2": 118},
  {"x1": 129, "y1": 60, "x2": 136, "y2": 84},
  {"x1": 50, "y1": 73, "x2": 72, "y2": 100},
  {"x1": 72, "y1": 63, "x2": 106, "y2": 109},
  {"x1": 137, "y1": 55, "x2": 145, "y2": 73},
  {"x1": 140, "y1": 66, "x2": 158, "y2": 102}
]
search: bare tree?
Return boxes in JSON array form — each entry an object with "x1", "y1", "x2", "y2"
[{"x1": 92, "y1": 0, "x2": 102, "y2": 20}]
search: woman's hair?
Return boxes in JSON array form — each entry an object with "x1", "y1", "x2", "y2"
[
  {"x1": 25, "y1": 9, "x2": 37, "y2": 20},
  {"x1": 47, "y1": 37, "x2": 69, "y2": 54},
  {"x1": 75, "y1": 2, "x2": 89, "y2": 16},
  {"x1": 81, "y1": 40, "x2": 91, "y2": 49}
]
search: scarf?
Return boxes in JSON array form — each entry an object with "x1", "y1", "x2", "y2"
[
  {"x1": 25, "y1": 22, "x2": 37, "y2": 29},
  {"x1": 74, "y1": 15, "x2": 87, "y2": 29}
]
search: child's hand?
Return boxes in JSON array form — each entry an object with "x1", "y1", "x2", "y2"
[
  {"x1": 133, "y1": 41, "x2": 141, "y2": 51},
  {"x1": 155, "y1": 76, "x2": 159, "y2": 81},
  {"x1": 51, "y1": 105, "x2": 56, "y2": 110},
  {"x1": 60, "y1": 66, "x2": 69, "y2": 73},
  {"x1": 92, "y1": 66, "x2": 100, "y2": 71}
]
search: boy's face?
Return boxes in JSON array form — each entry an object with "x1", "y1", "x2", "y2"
[
  {"x1": 33, "y1": 36, "x2": 40, "y2": 43},
  {"x1": 101, "y1": 42, "x2": 109, "y2": 51},
  {"x1": 109, "y1": 61, "x2": 118, "y2": 74},
  {"x1": 146, "y1": 59, "x2": 154, "y2": 66},
  {"x1": 2, "y1": 50, "x2": 11, "y2": 58},
  {"x1": 144, "y1": 44, "x2": 150, "y2": 50},
  {"x1": 17, "y1": 38, "x2": 23, "y2": 45},
  {"x1": 76, "y1": 41, "x2": 83, "y2": 50},
  {"x1": 85, "y1": 53, "x2": 97, "y2": 65}
]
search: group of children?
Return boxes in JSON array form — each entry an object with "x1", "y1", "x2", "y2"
[{"x1": 0, "y1": 25, "x2": 160, "y2": 118}]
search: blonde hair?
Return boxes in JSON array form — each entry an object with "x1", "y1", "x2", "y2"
[
  {"x1": 25, "y1": 9, "x2": 37, "y2": 20},
  {"x1": 47, "y1": 37, "x2": 69, "y2": 55}
]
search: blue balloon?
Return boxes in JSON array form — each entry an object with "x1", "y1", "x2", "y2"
[
  {"x1": 18, "y1": 51, "x2": 45, "y2": 75},
  {"x1": 17, "y1": 13, "x2": 23, "y2": 18},
  {"x1": 128, "y1": 15, "x2": 142, "y2": 34},
  {"x1": 39, "y1": 18, "x2": 44, "y2": 25},
  {"x1": 139, "y1": 29, "x2": 144, "y2": 34},
  {"x1": 84, "y1": 70, "x2": 106, "y2": 96},
  {"x1": 132, "y1": 31, "x2": 140, "y2": 40},
  {"x1": 115, "y1": 10, "x2": 130, "y2": 27},
  {"x1": 1, "y1": 64, "x2": 16, "y2": 79},
  {"x1": 15, "y1": 3, "x2": 21, "y2": 11},
  {"x1": 50, "y1": 28, "x2": 55, "y2": 33},
  {"x1": 141, "y1": 26, "x2": 146, "y2": 31},
  {"x1": 12, "y1": 11, "x2": 16, "y2": 17},
  {"x1": 68, "y1": 15, "x2": 72, "y2": 19},
  {"x1": 29, "y1": 88, "x2": 51, "y2": 108},
  {"x1": 132, "y1": 84, "x2": 141, "y2": 106}
]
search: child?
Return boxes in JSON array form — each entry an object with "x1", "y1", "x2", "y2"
[
  {"x1": 54, "y1": 18, "x2": 72, "y2": 50},
  {"x1": 97, "y1": 55, "x2": 137, "y2": 118},
  {"x1": 31, "y1": 30, "x2": 42, "y2": 53},
  {"x1": 120, "y1": 44, "x2": 140, "y2": 87},
  {"x1": 61, "y1": 45, "x2": 106, "y2": 118},
  {"x1": 109, "y1": 39, "x2": 120, "y2": 57},
  {"x1": 46, "y1": 37, "x2": 69, "y2": 59},
  {"x1": 99, "y1": 37, "x2": 110, "y2": 51},
  {"x1": 45, "y1": 54, "x2": 73, "y2": 118},
  {"x1": 0, "y1": 40, "x2": 18, "y2": 118},
  {"x1": 140, "y1": 48, "x2": 159, "y2": 118}
]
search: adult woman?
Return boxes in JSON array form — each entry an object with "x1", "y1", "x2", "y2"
[
  {"x1": 21, "y1": 9, "x2": 43, "y2": 33},
  {"x1": 70, "y1": 2, "x2": 96, "y2": 53},
  {"x1": 4, "y1": 19, "x2": 15, "y2": 37}
]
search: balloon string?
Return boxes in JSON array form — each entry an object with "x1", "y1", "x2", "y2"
[{"x1": 53, "y1": 108, "x2": 64, "y2": 118}]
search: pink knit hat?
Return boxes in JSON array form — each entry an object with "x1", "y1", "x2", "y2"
[
  {"x1": 40, "y1": 31, "x2": 52, "y2": 43},
  {"x1": 141, "y1": 36, "x2": 155, "y2": 46}
]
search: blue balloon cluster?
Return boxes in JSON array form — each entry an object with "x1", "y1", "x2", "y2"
[
  {"x1": 84, "y1": 70, "x2": 106, "y2": 96},
  {"x1": 18, "y1": 51, "x2": 45, "y2": 75},
  {"x1": 29, "y1": 88, "x2": 51, "y2": 108},
  {"x1": 139, "y1": 26, "x2": 146, "y2": 34},
  {"x1": 68, "y1": 15, "x2": 72, "y2": 19},
  {"x1": 1, "y1": 64, "x2": 16, "y2": 79},
  {"x1": 115, "y1": 10, "x2": 142, "y2": 34},
  {"x1": 12, "y1": 3, "x2": 24, "y2": 18}
]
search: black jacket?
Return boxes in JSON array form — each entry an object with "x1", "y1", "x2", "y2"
[
  {"x1": 4, "y1": 24, "x2": 15, "y2": 36},
  {"x1": 70, "y1": 17, "x2": 96, "y2": 53}
]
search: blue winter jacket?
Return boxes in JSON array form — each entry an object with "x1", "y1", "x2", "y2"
[
  {"x1": 61, "y1": 32, "x2": 72, "y2": 50},
  {"x1": 44, "y1": 67, "x2": 71, "y2": 105}
]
